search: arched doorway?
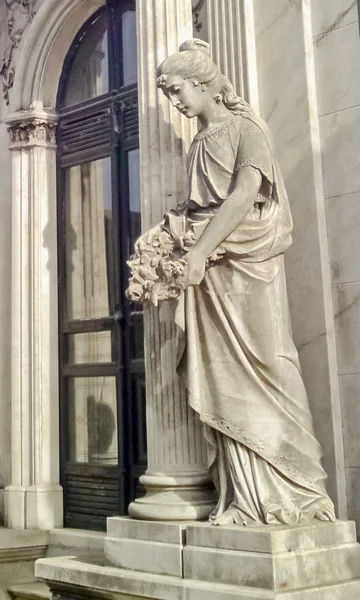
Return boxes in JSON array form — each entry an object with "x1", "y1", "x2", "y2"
[{"x1": 56, "y1": 1, "x2": 145, "y2": 531}]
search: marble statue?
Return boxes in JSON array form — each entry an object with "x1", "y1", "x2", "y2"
[{"x1": 127, "y1": 38, "x2": 336, "y2": 527}]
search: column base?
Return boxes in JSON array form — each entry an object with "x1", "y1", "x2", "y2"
[
  {"x1": 4, "y1": 485, "x2": 27, "y2": 529},
  {"x1": 128, "y1": 471, "x2": 217, "y2": 521},
  {"x1": 5, "y1": 484, "x2": 63, "y2": 529}
]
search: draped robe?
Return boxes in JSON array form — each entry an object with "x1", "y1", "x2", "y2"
[{"x1": 171, "y1": 113, "x2": 333, "y2": 525}]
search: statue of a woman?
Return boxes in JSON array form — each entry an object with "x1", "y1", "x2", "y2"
[{"x1": 128, "y1": 39, "x2": 336, "y2": 526}]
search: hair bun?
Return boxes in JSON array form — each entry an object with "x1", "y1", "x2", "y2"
[{"x1": 179, "y1": 38, "x2": 211, "y2": 57}]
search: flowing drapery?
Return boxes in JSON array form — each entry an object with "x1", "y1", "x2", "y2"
[{"x1": 171, "y1": 113, "x2": 332, "y2": 524}]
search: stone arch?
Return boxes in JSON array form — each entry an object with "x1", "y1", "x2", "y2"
[{"x1": 11, "y1": 0, "x2": 105, "y2": 112}]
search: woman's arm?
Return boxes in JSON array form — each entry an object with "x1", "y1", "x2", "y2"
[{"x1": 184, "y1": 165, "x2": 262, "y2": 285}]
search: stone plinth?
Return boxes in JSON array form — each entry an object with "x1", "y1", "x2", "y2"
[
  {"x1": 104, "y1": 517, "x2": 186, "y2": 577},
  {"x1": 186, "y1": 519, "x2": 356, "y2": 553},
  {"x1": 184, "y1": 521, "x2": 360, "y2": 593}
]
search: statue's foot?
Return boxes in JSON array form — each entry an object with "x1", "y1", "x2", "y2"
[
  {"x1": 211, "y1": 506, "x2": 241, "y2": 526},
  {"x1": 314, "y1": 499, "x2": 336, "y2": 523}
]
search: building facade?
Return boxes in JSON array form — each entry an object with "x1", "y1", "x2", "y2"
[{"x1": 0, "y1": 0, "x2": 359, "y2": 595}]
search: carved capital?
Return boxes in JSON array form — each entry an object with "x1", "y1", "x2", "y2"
[{"x1": 7, "y1": 119, "x2": 57, "y2": 147}]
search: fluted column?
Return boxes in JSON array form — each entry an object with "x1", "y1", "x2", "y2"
[
  {"x1": 206, "y1": 0, "x2": 259, "y2": 112},
  {"x1": 129, "y1": 0, "x2": 216, "y2": 520},
  {"x1": 4, "y1": 110, "x2": 63, "y2": 529}
]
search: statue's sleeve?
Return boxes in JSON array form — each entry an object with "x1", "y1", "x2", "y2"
[{"x1": 235, "y1": 117, "x2": 274, "y2": 203}]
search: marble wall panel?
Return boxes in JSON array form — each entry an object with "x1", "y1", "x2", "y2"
[
  {"x1": 254, "y1": 0, "x2": 327, "y2": 347},
  {"x1": 333, "y1": 282, "x2": 360, "y2": 375},
  {"x1": 254, "y1": 0, "x2": 302, "y2": 40},
  {"x1": 311, "y1": 0, "x2": 359, "y2": 38},
  {"x1": 320, "y1": 106, "x2": 360, "y2": 199},
  {"x1": 313, "y1": 0, "x2": 360, "y2": 530},
  {"x1": 339, "y1": 374, "x2": 360, "y2": 468},
  {"x1": 298, "y1": 335, "x2": 342, "y2": 510},
  {"x1": 346, "y1": 468, "x2": 360, "y2": 536},
  {"x1": 0, "y1": 124, "x2": 11, "y2": 501},
  {"x1": 285, "y1": 218, "x2": 331, "y2": 349},
  {"x1": 253, "y1": 0, "x2": 347, "y2": 516},
  {"x1": 326, "y1": 192, "x2": 360, "y2": 285},
  {"x1": 314, "y1": 23, "x2": 360, "y2": 117}
]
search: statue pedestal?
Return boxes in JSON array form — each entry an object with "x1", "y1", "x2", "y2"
[
  {"x1": 103, "y1": 518, "x2": 360, "y2": 597},
  {"x1": 104, "y1": 517, "x2": 360, "y2": 591},
  {"x1": 36, "y1": 517, "x2": 360, "y2": 599},
  {"x1": 184, "y1": 520, "x2": 360, "y2": 595}
]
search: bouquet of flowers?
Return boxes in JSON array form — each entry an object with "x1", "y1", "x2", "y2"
[
  {"x1": 126, "y1": 226, "x2": 189, "y2": 306},
  {"x1": 126, "y1": 214, "x2": 226, "y2": 306}
]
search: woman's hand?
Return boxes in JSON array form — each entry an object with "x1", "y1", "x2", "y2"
[{"x1": 184, "y1": 248, "x2": 207, "y2": 286}]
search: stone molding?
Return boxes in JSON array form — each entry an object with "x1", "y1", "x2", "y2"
[
  {"x1": 0, "y1": 545, "x2": 47, "y2": 564},
  {"x1": 0, "y1": 0, "x2": 37, "y2": 105},
  {"x1": 0, "y1": 526, "x2": 49, "y2": 561}
]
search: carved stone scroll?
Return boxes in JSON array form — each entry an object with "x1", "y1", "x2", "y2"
[{"x1": 0, "y1": 0, "x2": 37, "y2": 105}]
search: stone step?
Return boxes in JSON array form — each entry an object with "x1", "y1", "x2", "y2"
[
  {"x1": 35, "y1": 520, "x2": 360, "y2": 599},
  {"x1": 34, "y1": 555, "x2": 360, "y2": 600},
  {"x1": 281, "y1": 578, "x2": 360, "y2": 599},
  {"x1": 8, "y1": 583, "x2": 50, "y2": 600},
  {"x1": 48, "y1": 528, "x2": 105, "y2": 557}
]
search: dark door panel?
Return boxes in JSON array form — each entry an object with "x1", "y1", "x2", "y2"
[{"x1": 57, "y1": 2, "x2": 146, "y2": 531}]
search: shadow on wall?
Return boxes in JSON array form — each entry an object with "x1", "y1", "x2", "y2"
[{"x1": 0, "y1": 472, "x2": 4, "y2": 525}]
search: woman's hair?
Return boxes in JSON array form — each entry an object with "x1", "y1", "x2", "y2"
[{"x1": 157, "y1": 38, "x2": 253, "y2": 115}]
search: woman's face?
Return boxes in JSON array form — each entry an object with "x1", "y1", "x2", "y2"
[{"x1": 161, "y1": 74, "x2": 209, "y2": 118}]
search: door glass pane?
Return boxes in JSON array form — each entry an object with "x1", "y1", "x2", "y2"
[
  {"x1": 68, "y1": 377, "x2": 118, "y2": 464},
  {"x1": 122, "y1": 10, "x2": 137, "y2": 86},
  {"x1": 68, "y1": 332, "x2": 112, "y2": 364},
  {"x1": 63, "y1": 12, "x2": 109, "y2": 107},
  {"x1": 128, "y1": 148, "x2": 141, "y2": 252},
  {"x1": 129, "y1": 314, "x2": 144, "y2": 361},
  {"x1": 65, "y1": 158, "x2": 113, "y2": 320}
]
